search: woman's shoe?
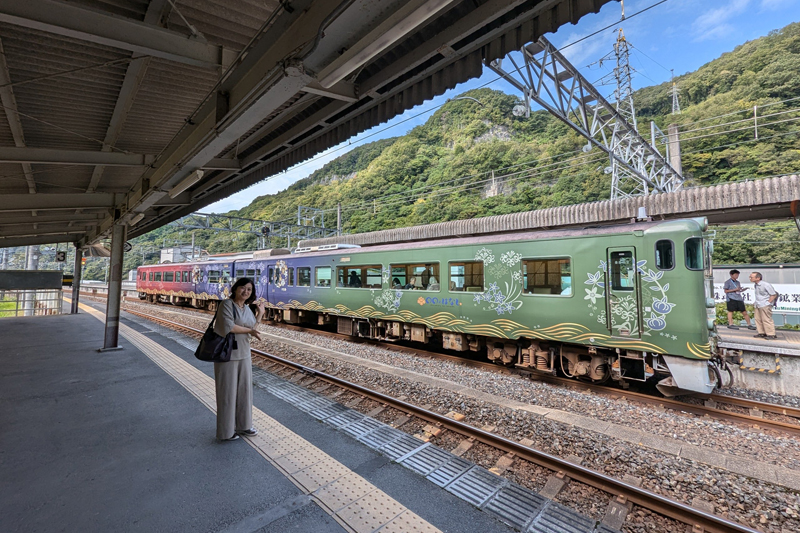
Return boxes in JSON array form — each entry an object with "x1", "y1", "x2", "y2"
[
  {"x1": 220, "y1": 434, "x2": 240, "y2": 441},
  {"x1": 236, "y1": 428, "x2": 258, "y2": 436}
]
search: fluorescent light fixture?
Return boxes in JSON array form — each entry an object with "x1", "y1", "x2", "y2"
[
  {"x1": 169, "y1": 169, "x2": 204, "y2": 198},
  {"x1": 317, "y1": 0, "x2": 457, "y2": 88},
  {"x1": 129, "y1": 213, "x2": 145, "y2": 226}
]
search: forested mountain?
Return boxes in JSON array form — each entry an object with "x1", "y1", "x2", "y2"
[{"x1": 87, "y1": 21, "x2": 800, "y2": 280}]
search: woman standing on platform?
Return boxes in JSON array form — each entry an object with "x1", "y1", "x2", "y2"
[{"x1": 213, "y1": 277, "x2": 265, "y2": 441}]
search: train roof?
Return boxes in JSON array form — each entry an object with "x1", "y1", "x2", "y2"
[
  {"x1": 138, "y1": 260, "x2": 234, "y2": 269},
  {"x1": 291, "y1": 218, "x2": 705, "y2": 259}
]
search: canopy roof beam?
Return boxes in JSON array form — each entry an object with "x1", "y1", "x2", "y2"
[
  {"x1": 0, "y1": 36, "x2": 35, "y2": 195},
  {"x1": 0, "y1": 0, "x2": 236, "y2": 69},
  {"x1": 87, "y1": 0, "x2": 171, "y2": 193},
  {"x1": 0, "y1": 147, "x2": 154, "y2": 166}
]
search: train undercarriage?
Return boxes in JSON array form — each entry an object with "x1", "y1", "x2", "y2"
[
  {"x1": 137, "y1": 292, "x2": 729, "y2": 396},
  {"x1": 263, "y1": 308, "x2": 732, "y2": 396}
]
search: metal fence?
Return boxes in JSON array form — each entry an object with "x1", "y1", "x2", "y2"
[{"x1": 0, "y1": 289, "x2": 64, "y2": 318}]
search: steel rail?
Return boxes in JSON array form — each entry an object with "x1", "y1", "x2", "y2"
[
  {"x1": 709, "y1": 394, "x2": 800, "y2": 419},
  {"x1": 124, "y1": 308, "x2": 758, "y2": 533},
  {"x1": 274, "y1": 323, "x2": 800, "y2": 434},
  {"x1": 115, "y1": 295, "x2": 800, "y2": 435}
]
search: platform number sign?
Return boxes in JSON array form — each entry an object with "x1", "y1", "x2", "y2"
[{"x1": 56, "y1": 251, "x2": 66, "y2": 262}]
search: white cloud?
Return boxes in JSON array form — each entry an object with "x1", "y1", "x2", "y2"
[
  {"x1": 759, "y1": 0, "x2": 794, "y2": 11},
  {"x1": 691, "y1": 0, "x2": 751, "y2": 42}
]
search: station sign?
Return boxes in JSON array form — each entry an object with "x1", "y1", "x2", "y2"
[
  {"x1": 56, "y1": 251, "x2": 66, "y2": 262},
  {"x1": 713, "y1": 283, "x2": 800, "y2": 314}
]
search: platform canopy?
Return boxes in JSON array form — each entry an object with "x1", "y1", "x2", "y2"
[{"x1": 0, "y1": 0, "x2": 612, "y2": 249}]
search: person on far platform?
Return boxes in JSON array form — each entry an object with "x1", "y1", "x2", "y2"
[
  {"x1": 749, "y1": 271, "x2": 778, "y2": 340},
  {"x1": 723, "y1": 269, "x2": 755, "y2": 330}
]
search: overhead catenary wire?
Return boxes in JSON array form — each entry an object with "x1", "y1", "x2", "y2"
[
  {"x1": 314, "y1": 150, "x2": 607, "y2": 215},
  {"x1": 171, "y1": 0, "x2": 676, "y2": 205},
  {"x1": 676, "y1": 95, "x2": 800, "y2": 130}
]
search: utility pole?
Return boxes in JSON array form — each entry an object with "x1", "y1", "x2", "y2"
[
  {"x1": 609, "y1": 27, "x2": 641, "y2": 198},
  {"x1": 337, "y1": 203, "x2": 342, "y2": 235},
  {"x1": 671, "y1": 70, "x2": 681, "y2": 115}
]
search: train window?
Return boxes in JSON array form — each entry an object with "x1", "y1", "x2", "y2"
[
  {"x1": 337, "y1": 265, "x2": 382, "y2": 288},
  {"x1": 389, "y1": 263, "x2": 440, "y2": 290},
  {"x1": 208, "y1": 270, "x2": 220, "y2": 283},
  {"x1": 164, "y1": 272, "x2": 174, "y2": 282},
  {"x1": 268, "y1": 268, "x2": 274, "y2": 283},
  {"x1": 222, "y1": 269, "x2": 231, "y2": 283},
  {"x1": 449, "y1": 261, "x2": 484, "y2": 292},
  {"x1": 149, "y1": 272, "x2": 153, "y2": 281},
  {"x1": 155, "y1": 272, "x2": 162, "y2": 282},
  {"x1": 655, "y1": 240, "x2": 674, "y2": 270},
  {"x1": 315, "y1": 266, "x2": 331, "y2": 287},
  {"x1": 183, "y1": 271, "x2": 190, "y2": 282},
  {"x1": 236, "y1": 269, "x2": 245, "y2": 278},
  {"x1": 298, "y1": 267, "x2": 311, "y2": 286},
  {"x1": 522, "y1": 258, "x2": 572, "y2": 296},
  {"x1": 245, "y1": 269, "x2": 256, "y2": 277},
  {"x1": 287, "y1": 267, "x2": 294, "y2": 286},
  {"x1": 610, "y1": 252, "x2": 635, "y2": 290},
  {"x1": 685, "y1": 238, "x2": 703, "y2": 271}
]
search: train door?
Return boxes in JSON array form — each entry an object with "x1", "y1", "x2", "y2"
[
  {"x1": 265, "y1": 262, "x2": 274, "y2": 304},
  {"x1": 605, "y1": 247, "x2": 641, "y2": 338}
]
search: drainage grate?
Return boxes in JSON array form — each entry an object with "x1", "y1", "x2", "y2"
[
  {"x1": 426, "y1": 456, "x2": 472, "y2": 487},
  {"x1": 295, "y1": 397, "x2": 335, "y2": 413},
  {"x1": 528, "y1": 502, "x2": 596, "y2": 533},
  {"x1": 341, "y1": 417, "x2": 385, "y2": 439},
  {"x1": 381, "y1": 434, "x2": 426, "y2": 461},
  {"x1": 401, "y1": 445, "x2": 455, "y2": 476},
  {"x1": 446, "y1": 466, "x2": 507, "y2": 506},
  {"x1": 252, "y1": 369, "x2": 280, "y2": 385},
  {"x1": 358, "y1": 425, "x2": 406, "y2": 449},
  {"x1": 483, "y1": 484, "x2": 548, "y2": 531},
  {"x1": 326, "y1": 409, "x2": 365, "y2": 428},
  {"x1": 310, "y1": 403, "x2": 349, "y2": 420}
]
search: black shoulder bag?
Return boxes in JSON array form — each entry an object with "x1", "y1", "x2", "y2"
[{"x1": 195, "y1": 303, "x2": 238, "y2": 363}]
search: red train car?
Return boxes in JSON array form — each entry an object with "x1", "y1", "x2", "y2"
[{"x1": 137, "y1": 263, "x2": 195, "y2": 305}]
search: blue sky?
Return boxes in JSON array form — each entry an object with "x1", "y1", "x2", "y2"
[{"x1": 207, "y1": 0, "x2": 800, "y2": 213}]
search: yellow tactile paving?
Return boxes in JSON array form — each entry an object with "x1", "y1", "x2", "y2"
[
  {"x1": 337, "y1": 490, "x2": 407, "y2": 533},
  {"x1": 378, "y1": 511, "x2": 444, "y2": 533},
  {"x1": 76, "y1": 302, "x2": 442, "y2": 533},
  {"x1": 315, "y1": 472, "x2": 378, "y2": 512}
]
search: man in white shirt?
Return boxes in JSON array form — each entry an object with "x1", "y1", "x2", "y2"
[{"x1": 749, "y1": 271, "x2": 778, "y2": 339}]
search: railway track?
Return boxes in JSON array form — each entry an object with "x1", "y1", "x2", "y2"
[
  {"x1": 270, "y1": 320, "x2": 800, "y2": 436},
  {"x1": 123, "y1": 307, "x2": 760, "y2": 533},
  {"x1": 87, "y1": 293, "x2": 800, "y2": 435}
]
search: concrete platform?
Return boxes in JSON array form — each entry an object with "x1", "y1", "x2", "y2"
[
  {"x1": 718, "y1": 325, "x2": 800, "y2": 356},
  {"x1": 1, "y1": 304, "x2": 560, "y2": 533}
]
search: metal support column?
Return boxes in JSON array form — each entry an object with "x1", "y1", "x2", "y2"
[
  {"x1": 23, "y1": 245, "x2": 39, "y2": 316},
  {"x1": 101, "y1": 223, "x2": 126, "y2": 351},
  {"x1": 71, "y1": 244, "x2": 82, "y2": 314}
]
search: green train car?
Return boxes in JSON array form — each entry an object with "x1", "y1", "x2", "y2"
[
  {"x1": 256, "y1": 217, "x2": 720, "y2": 396},
  {"x1": 138, "y1": 217, "x2": 722, "y2": 395}
]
